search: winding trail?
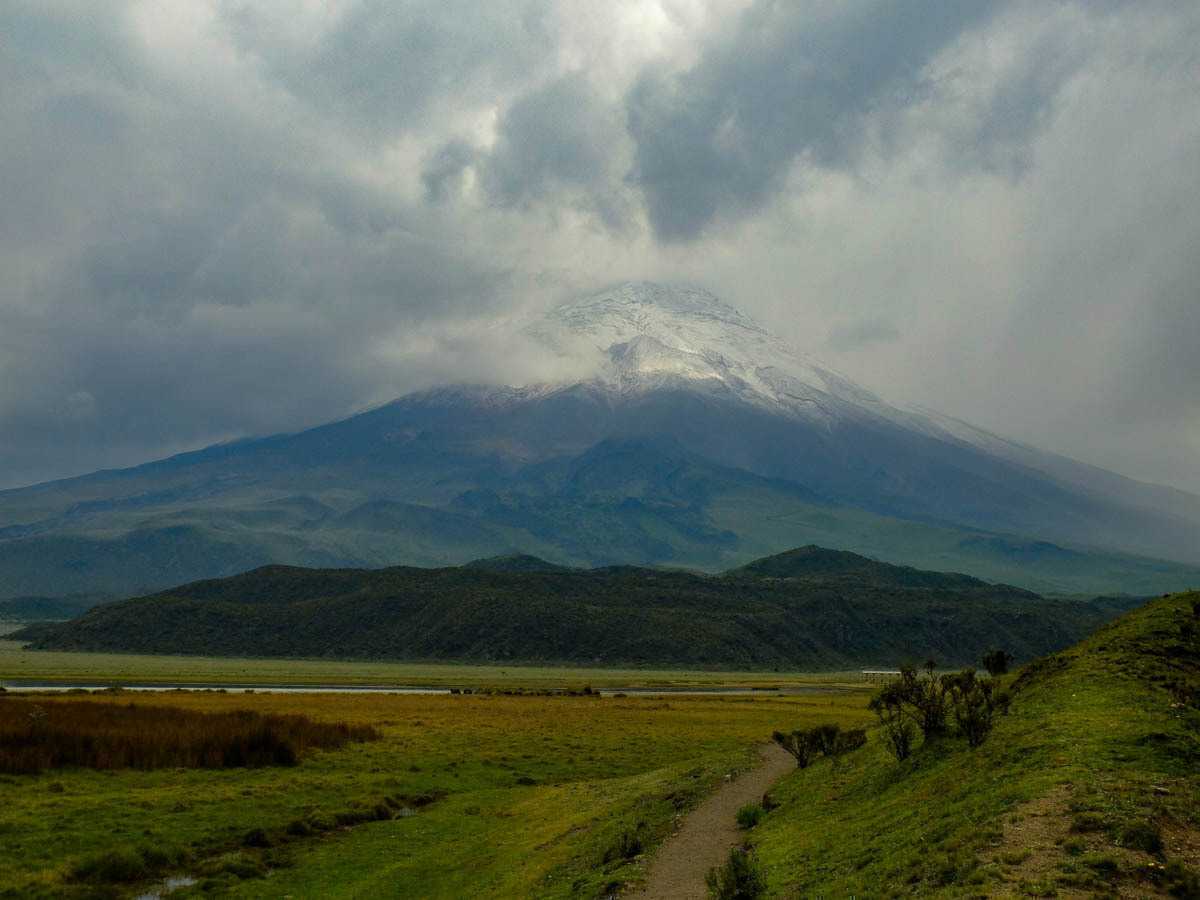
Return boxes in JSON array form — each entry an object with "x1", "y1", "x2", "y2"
[{"x1": 628, "y1": 743, "x2": 794, "y2": 900}]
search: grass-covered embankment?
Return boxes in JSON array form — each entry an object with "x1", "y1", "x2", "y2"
[{"x1": 746, "y1": 591, "x2": 1200, "y2": 897}]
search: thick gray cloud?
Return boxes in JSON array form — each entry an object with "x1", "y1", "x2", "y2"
[
  {"x1": 626, "y1": 1, "x2": 997, "y2": 241},
  {"x1": 477, "y1": 73, "x2": 634, "y2": 230},
  {"x1": 1, "y1": 0, "x2": 1198, "y2": 495}
]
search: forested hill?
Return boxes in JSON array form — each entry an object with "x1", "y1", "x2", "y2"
[{"x1": 18, "y1": 547, "x2": 1139, "y2": 669}]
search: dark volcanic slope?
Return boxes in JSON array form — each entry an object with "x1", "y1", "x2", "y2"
[{"x1": 22, "y1": 547, "x2": 1131, "y2": 669}]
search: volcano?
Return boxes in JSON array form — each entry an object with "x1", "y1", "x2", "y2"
[{"x1": 2, "y1": 282, "x2": 1198, "y2": 600}]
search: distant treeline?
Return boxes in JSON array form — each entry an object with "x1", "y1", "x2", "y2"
[{"x1": 17, "y1": 546, "x2": 1140, "y2": 669}]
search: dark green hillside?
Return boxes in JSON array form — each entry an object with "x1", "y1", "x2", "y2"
[
  {"x1": 748, "y1": 590, "x2": 1200, "y2": 897},
  {"x1": 733, "y1": 544, "x2": 1010, "y2": 591},
  {"x1": 463, "y1": 554, "x2": 572, "y2": 572},
  {"x1": 20, "y1": 548, "x2": 1127, "y2": 669}
]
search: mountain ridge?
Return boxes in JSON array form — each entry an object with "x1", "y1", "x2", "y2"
[{"x1": 16, "y1": 545, "x2": 1139, "y2": 669}]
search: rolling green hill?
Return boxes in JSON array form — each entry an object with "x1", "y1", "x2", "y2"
[
  {"x1": 746, "y1": 590, "x2": 1200, "y2": 897},
  {"x1": 20, "y1": 547, "x2": 1137, "y2": 669}
]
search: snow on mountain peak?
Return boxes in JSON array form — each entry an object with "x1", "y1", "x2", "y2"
[{"x1": 523, "y1": 281, "x2": 880, "y2": 417}]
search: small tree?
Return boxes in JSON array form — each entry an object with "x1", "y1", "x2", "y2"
[
  {"x1": 772, "y1": 729, "x2": 817, "y2": 768},
  {"x1": 982, "y1": 649, "x2": 1014, "y2": 677},
  {"x1": 945, "y1": 669, "x2": 1010, "y2": 748},
  {"x1": 773, "y1": 724, "x2": 866, "y2": 768},
  {"x1": 833, "y1": 728, "x2": 867, "y2": 755},
  {"x1": 868, "y1": 691, "x2": 915, "y2": 761}
]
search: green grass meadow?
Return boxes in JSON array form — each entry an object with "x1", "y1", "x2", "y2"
[
  {"x1": 0, "y1": 688, "x2": 870, "y2": 898},
  {"x1": 3, "y1": 592, "x2": 1197, "y2": 898}
]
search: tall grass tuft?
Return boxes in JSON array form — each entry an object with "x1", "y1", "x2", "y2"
[{"x1": 0, "y1": 697, "x2": 379, "y2": 774}]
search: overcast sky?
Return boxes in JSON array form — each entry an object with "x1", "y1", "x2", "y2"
[{"x1": 3, "y1": 0, "x2": 1199, "y2": 492}]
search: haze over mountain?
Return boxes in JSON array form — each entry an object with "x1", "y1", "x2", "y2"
[{"x1": 1, "y1": 282, "x2": 1198, "y2": 602}]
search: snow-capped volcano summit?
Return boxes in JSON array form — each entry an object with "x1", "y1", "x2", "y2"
[
  {"x1": 523, "y1": 282, "x2": 880, "y2": 417},
  {"x1": 1, "y1": 282, "x2": 1198, "y2": 602}
]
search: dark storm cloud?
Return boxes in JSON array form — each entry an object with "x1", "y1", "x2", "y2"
[
  {"x1": 0, "y1": 0, "x2": 1198, "y2": 493},
  {"x1": 422, "y1": 140, "x2": 477, "y2": 203},
  {"x1": 476, "y1": 73, "x2": 633, "y2": 229},
  {"x1": 625, "y1": 0, "x2": 997, "y2": 241},
  {"x1": 222, "y1": 0, "x2": 557, "y2": 137}
]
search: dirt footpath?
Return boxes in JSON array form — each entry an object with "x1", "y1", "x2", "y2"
[{"x1": 627, "y1": 743, "x2": 794, "y2": 900}]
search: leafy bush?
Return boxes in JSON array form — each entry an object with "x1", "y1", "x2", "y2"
[
  {"x1": 1121, "y1": 822, "x2": 1164, "y2": 855},
  {"x1": 736, "y1": 804, "x2": 765, "y2": 829},
  {"x1": 706, "y1": 848, "x2": 766, "y2": 900},
  {"x1": 868, "y1": 663, "x2": 949, "y2": 742},
  {"x1": 870, "y1": 664, "x2": 1009, "y2": 755},
  {"x1": 285, "y1": 819, "x2": 313, "y2": 837},
  {"x1": 876, "y1": 708, "x2": 916, "y2": 761},
  {"x1": 944, "y1": 670, "x2": 1003, "y2": 748},
  {"x1": 772, "y1": 729, "x2": 817, "y2": 768},
  {"x1": 773, "y1": 723, "x2": 867, "y2": 768},
  {"x1": 242, "y1": 828, "x2": 272, "y2": 848},
  {"x1": 982, "y1": 649, "x2": 1014, "y2": 676},
  {"x1": 1070, "y1": 812, "x2": 1107, "y2": 833},
  {"x1": 603, "y1": 828, "x2": 643, "y2": 863},
  {"x1": 833, "y1": 728, "x2": 867, "y2": 755}
]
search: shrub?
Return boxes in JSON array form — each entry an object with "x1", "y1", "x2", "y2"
[
  {"x1": 871, "y1": 663, "x2": 1011, "y2": 757},
  {"x1": 242, "y1": 828, "x2": 272, "y2": 848},
  {"x1": 1070, "y1": 812, "x2": 1106, "y2": 833},
  {"x1": 944, "y1": 670, "x2": 1000, "y2": 748},
  {"x1": 773, "y1": 724, "x2": 866, "y2": 768},
  {"x1": 982, "y1": 649, "x2": 1014, "y2": 677},
  {"x1": 1082, "y1": 853, "x2": 1120, "y2": 878},
  {"x1": 868, "y1": 664, "x2": 949, "y2": 744},
  {"x1": 285, "y1": 819, "x2": 312, "y2": 837},
  {"x1": 1121, "y1": 822, "x2": 1164, "y2": 855},
  {"x1": 603, "y1": 828, "x2": 643, "y2": 863},
  {"x1": 810, "y1": 724, "x2": 841, "y2": 756},
  {"x1": 868, "y1": 696, "x2": 916, "y2": 761},
  {"x1": 833, "y1": 728, "x2": 867, "y2": 755},
  {"x1": 706, "y1": 848, "x2": 766, "y2": 900},
  {"x1": 736, "y1": 804, "x2": 764, "y2": 829},
  {"x1": 772, "y1": 729, "x2": 817, "y2": 768}
]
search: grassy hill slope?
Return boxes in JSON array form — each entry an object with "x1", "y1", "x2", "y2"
[
  {"x1": 747, "y1": 591, "x2": 1200, "y2": 897},
  {"x1": 20, "y1": 548, "x2": 1132, "y2": 669}
]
